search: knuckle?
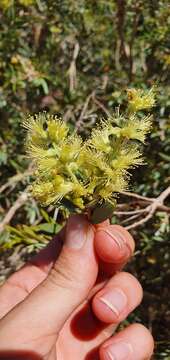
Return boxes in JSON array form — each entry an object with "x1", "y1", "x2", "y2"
[
  {"x1": 45, "y1": 251, "x2": 87, "y2": 294},
  {"x1": 47, "y1": 259, "x2": 78, "y2": 291}
]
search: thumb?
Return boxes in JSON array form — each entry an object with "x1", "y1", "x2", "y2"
[
  {"x1": 0, "y1": 216, "x2": 97, "y2": 348},
  {"x1": 41, "y1": 215, "x2": 97, "y2": 330}
]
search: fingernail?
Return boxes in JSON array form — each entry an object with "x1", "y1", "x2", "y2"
[
  {"x1": 103, "y1": 227, "x2": 132, "y2": 258},
  {"x1": 99, "y1": 288, "x2": 127, "y2": 318},
  {"x1": 65, "y1": 215, "x2": 91, "y2": 249},
  {"x1": 104, "y1": 341, "x2": 133, "y2": 360}
]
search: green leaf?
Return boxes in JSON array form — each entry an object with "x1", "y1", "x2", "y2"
[
  {"x1": 159, "y1": 152, "x2": 170, "y2": 162},
  {"x1": 33, "y1": 78, "x2": 49, "y2": 95},
  {"x1": 36, "y1": 222, "x2": 62, "y2": 234},
  {"x1": 0, "y1": 151, "x2": 7, "y2": 165},
  {"x1": 91, "y1": 201, "x2": 116, "y2": 224}
]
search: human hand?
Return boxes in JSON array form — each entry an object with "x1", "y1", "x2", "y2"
[{"x1": 0, "y1": 215, "x2": 154, "y2": 359}]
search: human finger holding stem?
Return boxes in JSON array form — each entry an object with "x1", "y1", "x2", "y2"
[{"x1": 0, "y1": 215, "x2": 154, "y2": 360}]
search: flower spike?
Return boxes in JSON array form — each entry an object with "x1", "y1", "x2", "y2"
[{"x1": 24, "y1": 88, "x2": 155, "y2": 223}]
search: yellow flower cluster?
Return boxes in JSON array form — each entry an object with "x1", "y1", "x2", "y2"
[
  {"x1": 24, "y1": 88, "x2": 155, "y2": 222},
  {"x1": 0, "y1": 0, "x2": 35, "y2": 9},
  {"x1": 0, "y1": 0, "x2": 13, "y2": 9},
  {"x1": 127, "y1": 88, "x2": 156, "y2": 113},
  {"x1": 19, "y1": 0, "x2": 35, "y2": 5}
]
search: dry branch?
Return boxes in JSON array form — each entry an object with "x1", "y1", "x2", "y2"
[
  {"x1": 120, "y1": 191, "x2": 170, "y2": 213},
  {"x1": 124, "y1": 186, "x2": 170, "y2": 230},
  {"x1": 0, "y1": 190, "x2": 29, "y2": 233},
  {"x1": 76, "y1": 91, "x2": 111, "y2": 131},
  {"x1": 121, "y1": 191, "x2": 155, "y2": 202},
  {"x1": 0, "y1": 167, "x2": 33, "y2": 195},
  {"x1": 68, "y1": 42, "x2": 80, "y2": 92},
  {"x1": 76, "y1": 91, "x2": 94, "y2": 130},
  {"x1": 92, "y1": 94, "x2": 111, "y2": 117}
]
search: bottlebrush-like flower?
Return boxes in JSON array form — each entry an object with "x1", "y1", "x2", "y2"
[
  {"x1": 127, "y1": 88, "x2": 156, "y2": 112},
  {"x1": 24, "y1": 88, "x2": 155, "y2": 223}
]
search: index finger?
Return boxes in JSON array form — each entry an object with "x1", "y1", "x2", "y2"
[{"x1": 94, "y1": 223, "x2": 135, "y2": 275}]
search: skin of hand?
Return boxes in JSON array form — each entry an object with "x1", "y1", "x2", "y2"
[{"x1": 0, "y1": 215, "x2": 154, "y2": 360}]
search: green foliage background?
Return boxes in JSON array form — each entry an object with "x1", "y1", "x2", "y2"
[{"x1": 0, "y1": 1, "x2": 169, "y2": 358}]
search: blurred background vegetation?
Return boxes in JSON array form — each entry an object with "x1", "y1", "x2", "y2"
[{"x1": 0, "y1": 1, "x2": 169, "y2": 358}]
